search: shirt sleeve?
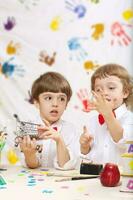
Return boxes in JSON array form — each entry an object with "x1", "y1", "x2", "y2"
[
  {"x1": 110, "y1": 122, "x2": 133, "y2": 150},
  {"x1": 53, "y1": 122, "x2": 80, "y2": 170},
  {"x1": 53, "y1": 148, "x2": 80, "y2": 170}
]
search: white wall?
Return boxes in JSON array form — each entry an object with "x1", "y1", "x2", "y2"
[{"x1": 0, "y1": 0, "x2": 133, "y2": 131}]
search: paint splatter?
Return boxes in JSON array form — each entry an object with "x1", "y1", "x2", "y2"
[
  {"x1": 76, "y1": 88, "x2": 93, "y2": 112},
  {"x1": 4, "y1": 17, "x2": 16, "y2": 31},
  {"x1": 65, "y1": 0, "x2": 87, "y2": 18},
  {"x1": 91, "y1": 23, "x2": 104, "y2": 40},
  {"x1": 122, "y1": 9, "x2": 133, "y2": 22},
  {"x1": 0, "y1": 58, "x2": 16, "y2": 77},
  {"x1": 67, "y1": 37, "x2": 88, "y2": 61},
  {"x1": 6, "y1": 41, "x2": 21, "y2": 55},
  {"x1": 39, "y1": 51, "x2": 56, "y2": 66},
  {"x1": 111, "y1": 22, "x2": 132, "y2": 46},
  {"x1": 42, "y1": 189, "x2": 53, "y2": 194},
  {"x1": 84, "y1": 60, "x2": 99, "y2": 72},
  {"x1": 50, "y1": 16, "x2": 62, "y2": 31},
  {"x1": 0, "y1": 58, "x2": 25, "y2": 78}
]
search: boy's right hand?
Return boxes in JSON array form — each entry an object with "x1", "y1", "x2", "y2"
[
  {"x1": 80, "y1": 126, "x2": 93, "y2": 154},
  {"x1": 19, "y1": 135, "x2": 37, "y2": 155}
]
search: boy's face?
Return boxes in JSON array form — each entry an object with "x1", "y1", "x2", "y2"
[
  {"x1": 35, "y1": 92, "x2": 68, "y2": 124},
  {"x1": 93, "y1": 75, "x2": 129, "y2": 110}
]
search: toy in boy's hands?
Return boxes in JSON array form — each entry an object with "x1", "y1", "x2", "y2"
[
  {"x1": 13, "y1": 114, "x2": 42, "y2": 153},
  {"x1": 100, "y1": 163, "x2": 120, "y2": 187}
]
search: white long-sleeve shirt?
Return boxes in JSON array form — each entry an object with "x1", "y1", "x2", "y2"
[
  {"x1": 20, "y1": 119, "x2": 80, "y2": 170},
  {"x1": 81, "y1": 104, "x2": 133, "y2": 165}
]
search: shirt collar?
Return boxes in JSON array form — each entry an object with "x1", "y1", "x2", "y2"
[
  {"x1": 114, "y1": 103, "x2": 128, "y2": 120},
  {"x1": 51, "y1": 119, "x2": 63, "y2": 132}
]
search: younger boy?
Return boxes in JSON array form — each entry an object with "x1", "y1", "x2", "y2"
[
  {"x1": 19, "y1": 72, "x2": 79, "y2": 169},
  {"x1": 80, "y1": 64, "x2": 133, "y2": 164}
]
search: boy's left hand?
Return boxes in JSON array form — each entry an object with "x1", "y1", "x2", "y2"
[
  {"x1": 19, "y1": 135, "x2": 37, "y2": 154},
  {"x1": 92, "y1": 91, "x2": 113, "y2": 116},
  {"x1": 37, "y1": 119, "x2": 60, "y2": 142}
]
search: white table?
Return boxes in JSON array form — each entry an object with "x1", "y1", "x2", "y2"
[{"x1": 0, "y1": 165, "x2": 132, "y2": 200}]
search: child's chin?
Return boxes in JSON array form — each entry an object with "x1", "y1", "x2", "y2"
[{"x1": 49, "y1": 118, "x2": 59, "y2": 124}]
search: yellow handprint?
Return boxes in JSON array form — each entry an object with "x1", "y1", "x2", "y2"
[
  {"x1": 91, "y1": 23, "x2": 104, "y2": 40},
  {"x1": 50, "y1": 16, "x2": 62, "y2": 31},
  {"x1": 123, "y1": 9, "x2": 133, "y2": 21},
  {"x1": 6, "y1": 41, "x2": 21, "y2": 55}
]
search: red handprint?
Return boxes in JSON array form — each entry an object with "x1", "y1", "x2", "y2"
[
  {"x1": 76, "y1": 88, "x2": 92, "y2": 112},
  {"x1": 111, "y1": 22, "x2": 132, "y2": 46}
]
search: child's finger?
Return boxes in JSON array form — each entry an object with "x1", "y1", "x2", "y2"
[
  {"x1": 37, "y1": 126, "x2": 49, "y2": 132},
  {"x1": 23, "y1": 135, "x2": 31, "y2": 147},
  {"x1": 82, "y1": 126, "x2": 93, "y2": 141},
  {"x1": 38, "y1": 130, "x2": 52, "y2": 139},
  {"x1": 83, "y1": 125, "x2": 88, "y2": 134},
  {"x1": 42, "y1": 118, "x2": 50, "y2": 127},
  {"x1": 92, "y1": 91, "x2": 102, "y2": 101},
  {"x1": 30, "y1": 138, "x2": 37, "y2": 149}
]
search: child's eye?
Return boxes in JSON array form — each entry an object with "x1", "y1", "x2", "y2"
[
  {"x1": 109, "y1": 87, "x2": 115, "y2": 90},
  {"x1": 45, "y1": 96, "x2": 52, "y2": 100},
  {"x1": 61, "y1": 97, "x2": 65, "y2": 101},
  {"x1": 59, "y1": 97, "x2": 66, "y2": 101},
  {"x1": 95, "y1": 88, "x2": 101, "y2": 93}
]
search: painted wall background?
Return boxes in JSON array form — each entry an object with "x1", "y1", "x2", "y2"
[{"x1": 0, "y1": 0, "x2": 133, "y2": 134}]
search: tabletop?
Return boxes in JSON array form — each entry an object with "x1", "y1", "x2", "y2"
[{"x1": 0, "y1": 165, "x2": 132, "y2": 200}]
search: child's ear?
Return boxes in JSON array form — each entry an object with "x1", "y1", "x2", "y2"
[
  {"x1": 123, "y1": 89, "x2": 129, "y2": 99},
  {"x1": 34, "y1": 100, "x2": 39, "y2": 109}
]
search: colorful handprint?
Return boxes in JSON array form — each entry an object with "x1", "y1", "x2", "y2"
[
  {"x1": 67, "y1": 37, "x2": 88, "y2": 61},
  {"x1": 111, "y1": 22, "x2": 132, "y2": 46},
  {"x1": 65, "y1": 0, "x2": 87, "y2": 19},
  {"x1": 76, "y1": 88, "x2": 92, "y2": 112},
  {"x1": 39, "y1": 51, "x2": 56, "y2": 66},
  {"x1": 91, "y1": 23, "x2": 104, "y2": 40},
  {"x1": 50, "y1": 16, "x2": 62, "y2": 31},
  {"x1": 4, "y1": 17, "x2": 16, "y2": 31},
  {"x1": 6, "y1": 41, "x2": 21, "y2": 55}
]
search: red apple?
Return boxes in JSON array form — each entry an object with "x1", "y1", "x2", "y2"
[{"x1": 100, "y1": 163, "x2": 120, "y2": 187}]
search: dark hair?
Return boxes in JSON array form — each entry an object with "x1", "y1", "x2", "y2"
[
  {"x1": 91, "y1": 63, "x2": 133, "y2": 110},
  {"x1": 31, "y1": 71, "x2": 72, "y2": 103}
]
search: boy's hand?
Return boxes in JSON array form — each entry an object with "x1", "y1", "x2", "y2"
[
  {"x1": 19, "y1": 135, "x2": 37, "y2": 155},
  {"x1": 80, "y1": 126, "x2": 93, "y2": 154},
  {"x1": 92, "y1": 91, "x2": 113, "y2": 117},
  {"x1": 37, "y1": 118, "x2": 60, "y2": 142}
]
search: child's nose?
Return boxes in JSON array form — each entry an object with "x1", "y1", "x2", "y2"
[{"x1": 52, "y1": 98, "x2": 58, "y2": 106}]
